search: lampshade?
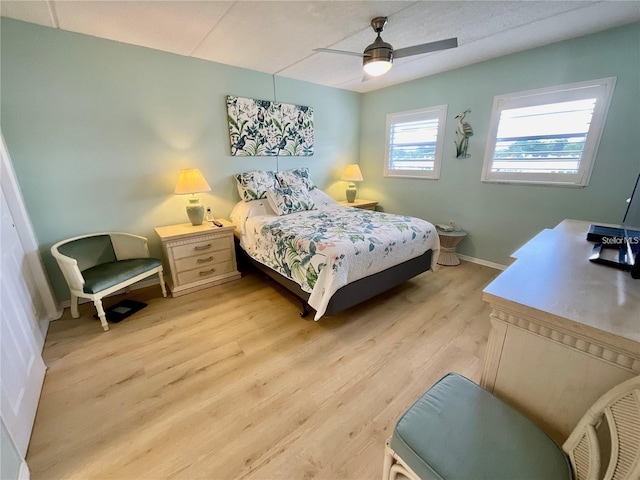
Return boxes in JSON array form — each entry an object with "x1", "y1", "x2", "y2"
[
  {"x1": 363, "y1": 36, "x2": 393, "y2": 77},
  {"x1": 174, "y1": 168, "x2": 211, "y2": 195},
  {"x1": 341, "y1": 164, "x2": 364, "y2": 182}
]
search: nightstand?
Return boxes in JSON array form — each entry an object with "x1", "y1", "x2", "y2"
[
  {"x1": 338, "y1": 199, "x2": 378, "y2": 210},
  {"x1": 154, "y1": 219, "x2": 240, "y2": 297},
  {"x1": 436, "y1": 229, "x2": 467, "y2": 266}
]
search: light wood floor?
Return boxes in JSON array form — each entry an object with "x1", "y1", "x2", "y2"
[{"x1": 27, "y1": 261, "x2": 498, "y2": 480}]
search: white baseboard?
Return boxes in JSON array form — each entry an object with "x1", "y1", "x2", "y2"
[
  {"x1": 457, "y1": 254, "x2": 507, "y2": 271},
  {"x1": 57, "y1": 278, "x2": 162, "y2": 311}
]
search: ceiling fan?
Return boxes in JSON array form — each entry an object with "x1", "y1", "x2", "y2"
[{"x1": 314, "y1": 17, "x2": 458, "y2": 78}]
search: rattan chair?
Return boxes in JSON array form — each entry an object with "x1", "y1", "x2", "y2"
[
  {"x1": 383, "y1": 374, "x2": 640, "y2": 480},
  {"x1": 51, "y1": 232, "x2": 167, "y2": 331}
]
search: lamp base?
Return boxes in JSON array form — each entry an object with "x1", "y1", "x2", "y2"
[
  {"x1": 346, "y1": 187, "x2": 357, "y2": 203},
  {"x1": 186, "y1": 197, "x2": 204, "y2": 226}
]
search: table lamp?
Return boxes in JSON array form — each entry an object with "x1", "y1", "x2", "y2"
[
  {"x1": 341, "y1": 164, "x2": 364, "y2": 203},
  {"x1": 174, "y1": 168, "x2": 211, "y2": 226}
]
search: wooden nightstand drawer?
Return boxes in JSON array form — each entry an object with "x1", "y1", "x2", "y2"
[
  {"x1": 174, "y1": 249, "x2": 232, "y2": 272},
  {"x1": 172, "y1": 237, "x2": 229, "y2": 260},
  {"x1": 154, "y1": 221, "x2": 240, "y2": 297},
  {"x1": 176, "y1": 260, "x2": 234, "y2": 286}
]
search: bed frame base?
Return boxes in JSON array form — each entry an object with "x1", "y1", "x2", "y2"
[{"x1": 236, "y1": 244, "x2": 433, "y2": 319}]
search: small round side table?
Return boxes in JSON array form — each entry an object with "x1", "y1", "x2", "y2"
[{"x1": 436, "y1": 229, "x2": 467, "y2": 266}]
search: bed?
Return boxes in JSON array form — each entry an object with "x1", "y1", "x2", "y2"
[{"x1": 231, "y1": 170, "x2": 440, "y2": 320}]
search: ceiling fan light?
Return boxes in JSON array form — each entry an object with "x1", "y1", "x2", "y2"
[
  {"x1": 363, "y1": 36, "x2": 393, "y2": 77},
  {"x1": 363, "y1": 59, "x2": 392, "y2": 76}
]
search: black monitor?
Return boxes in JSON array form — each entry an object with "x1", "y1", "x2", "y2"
[
  {"x1": 588, "y1": 170, "x2": 640, "y2": 278},
  {"x1": 623, "y1": 172, "x2": 640, "y2": 277}
]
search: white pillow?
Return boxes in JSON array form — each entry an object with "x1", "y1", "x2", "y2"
[
  {"x1": 230, "y1": 199, "x2": 277, "y2": 235},
  {"x1": 308, "y1": 188, "x2": 339, "y2": 209}
]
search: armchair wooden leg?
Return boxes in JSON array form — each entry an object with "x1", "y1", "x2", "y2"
[
  {"x1": 382, "y1": 440, "x2": 393, "y2": 480},
  {"x1": 70, "y1": 294, "x2": 79, "y2": 318},
  {"x1": 93, "y1": 299, "x2": 109, "y2": 331},
  {"x1": 158, "y1": 269, "x2": 167, "y2": 298},
  {"x1": 383, "y1": 439, "x2": 420, "y2": 480}
]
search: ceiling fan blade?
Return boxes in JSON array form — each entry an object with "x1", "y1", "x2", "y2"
[
  {"x1": 394, "y1": 37, "x2": 458, "y2": 59},
  {"x1": 313, "y1": 48, "x2": 366, "y2": 58}
]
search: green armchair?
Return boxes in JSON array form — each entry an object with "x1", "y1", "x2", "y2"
[{"x1": 51, "y1": 232, "x2": 167, "y2": 331}]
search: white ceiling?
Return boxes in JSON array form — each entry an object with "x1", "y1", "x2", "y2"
[{"x1": 2, "y1": 1, "x2": 639, "y2": 93}]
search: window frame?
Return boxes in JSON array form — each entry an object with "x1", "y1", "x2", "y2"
[
  {"x1": 384, "y1": 105, "x2": 448, "y2": 180},
  {"x1": 481, "y1": 77, "x2": 616, "y2": 187}
]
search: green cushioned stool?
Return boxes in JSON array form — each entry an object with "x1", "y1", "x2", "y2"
[
  {"x1": 52, "y1": 232, "x2": 167, "y2": 332},
  {"x1": 382, "y1": 373, "x2": 640, "y2": 480}
]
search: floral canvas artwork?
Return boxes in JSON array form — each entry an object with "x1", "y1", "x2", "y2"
[{"x1": 227, "y1": 95, "x2": 314, "y2": 156}]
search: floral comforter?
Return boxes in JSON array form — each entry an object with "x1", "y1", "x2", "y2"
[{"x1": 241, "y1": 206, "x2": 440, "y2": 320}]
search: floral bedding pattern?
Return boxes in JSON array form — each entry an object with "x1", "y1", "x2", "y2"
[
  {"x1": 242, "y1": 206, "x2": 439, "y2": 320},
  {"x1": 234, "y1": 170, "x2": 279, "y2": 202},
  {"x1": 275, "y1": 167, "x2": 316, "y2": 191},
  {"x1": 266, "y1": 186, "x2": 316, "y2": 216}
]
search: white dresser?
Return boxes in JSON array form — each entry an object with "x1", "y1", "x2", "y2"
[{"x1": 481, "y1": 219, "x2": 640, "y2": 442}]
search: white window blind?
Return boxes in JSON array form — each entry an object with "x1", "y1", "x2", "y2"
[
  {"x1": 385, "y1": 105, "x2": 447, "y2": 179},
  {"x1": 482, "y1": 77, "x2": 616, "y2": 186}
]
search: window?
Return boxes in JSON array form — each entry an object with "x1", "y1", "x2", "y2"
[
  {"x1": 385, "y1": 105, "x2": 447, "y2": 179},
  {"x1": 482, "y1": 77, "x2": 616, "y2": 186}
]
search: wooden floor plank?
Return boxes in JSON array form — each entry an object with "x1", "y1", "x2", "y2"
[{"x1": 27, "y1": 261, "x2": 498, "y2": 479}]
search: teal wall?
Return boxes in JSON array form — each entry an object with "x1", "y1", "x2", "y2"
[
  {"x1": 3, "y1": 18, "x2": 639, "y2": 302},
  {"x1": 1, "y1": 19, "x2": 361, "y2": 302},
  {"x1": 359, "y1": 23, "x2": 640, "y2": 265}
]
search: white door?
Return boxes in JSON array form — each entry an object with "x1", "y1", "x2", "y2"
[{"x1": 0, "y1": 187, "x2": 46, "y2": 457}]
